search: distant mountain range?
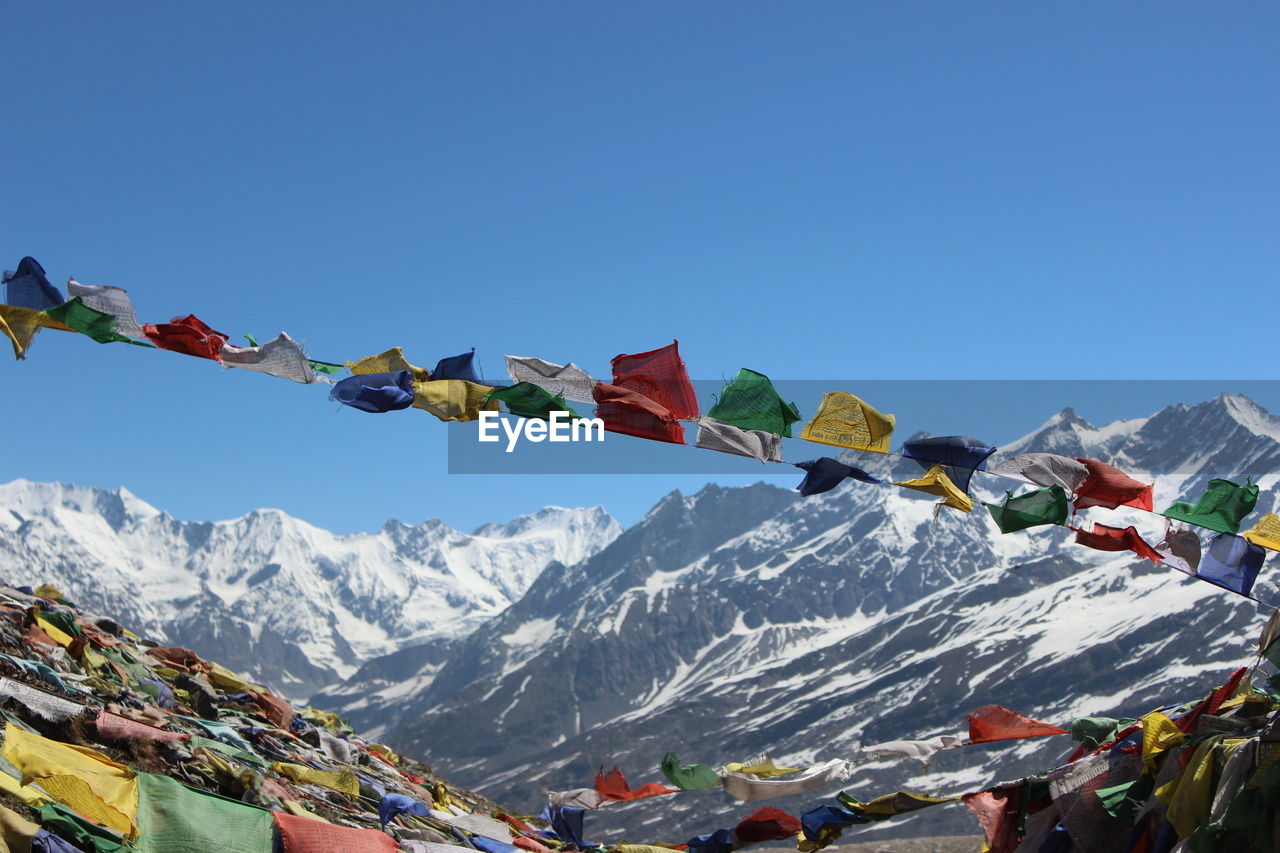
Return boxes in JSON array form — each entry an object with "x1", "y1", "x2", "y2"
[
  {"x1": 5, "y1": 393, "x2": 1278, "y2": 842},
  {"x1": 0, "y1": 480, "x2": 620, "y2": 697}
]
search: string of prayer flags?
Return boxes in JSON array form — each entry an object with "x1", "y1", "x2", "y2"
[
  {"x1": 44, "y1": 298, "x2": 151, "y2": 346},
  {"x1": 721, "y1": 759, "x2": 851, "y2": 802},
  {"x1": 695, "y1": 418, "x2": 783, "y2": 463},
  {"x1": 1072, "y1": 458, "x2": 1154, "y2": 512},
  {"x1": 594, "y1": 767, "x2": 677, "y2": 802},
  {"x1": 661, "y1": 753, "x2": 721, "y2": 791},
  {"x1": 984, "y1": 485, "x2": 1069, "y2": 534},
  {"x1": 593, "y1": 383, "x2": 685, "y2": 444},
  {"x1": 706, "y1": 369, "x2": 802, "y2": 437},
  {"x1": 66, "y1": 279, "x2": 147, "y2": 339},
  {"x1": 504, "y1": 355, "x2": 597, "y2": 403},
  {"x1": 1195, "y1": 533, "x2": 1267, "y2": 596},
  {"x1": 1162, "y1": 478, "x2": 1260, "y2": 534},
  {"x1": 0, "y1": 304, "x2": 76, "y2": 358},
  {"x1": 142, "y1": 315, "x2": 228, "y2": 361},
  {"x1": 1244, "y1": 513, "x2": 1280, "y2": 552},
  {"x1": 413, "y1": 379, "x2": 500, "y2": 423},
  {"x1": 1072, "y1": 523, "x2": 1163, "y2": 564},
  {"x1": 329, "y1": 370, "x2": 416, "y2": 413},
  {"x1": 800, "y1": 392, "x2": 895, "y2": 453},
  {"x1": 965, "y1": 705, "x2": 1068, "y2": 743},
  {"x1": 432, "y1": 348, "x2": 484, "y2": 384},
  {"x1": 2, "y1": 257, "x2": 64, "y2": 311},
  {"x1": 347, "y1": 347, "x2": 431, "y2": 383},
  {"x1": 893, "y1": 465, "x2": 973, "y2": 513},
  {"x1": 220, "y1": 332, "x2": 316, "y2": 383},
  {"x1": 486, "y1": 383, "x2": 581, "y2": 421},
  {"x1": 794, "y1": 458, "x2": 884, "y2": 497},
  {"x1": 1153, "y1": 522, "x2": 1202, "y2": 574},
  {"x1": 611, "y1": 340, "x2": 700, "y2": 420},
  {"x1": 987, "y1": 452, "x2": 1089, "y2": 493},
  {"x1": 899, "y1": 435, "x2": 996, "y2": 494},
  {"x1": 856, "y1": 735, "x2": 963, "y2": 770}
]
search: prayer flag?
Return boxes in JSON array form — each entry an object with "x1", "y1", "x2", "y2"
[
  {"x1": 66, "y1": 279, "x2": 146, "y2": 339},
  {"x1": 142, "y1": 315, "x2": 228, "y2": 361},
  {"x1": 0, "y1": 305, "x2": 75, "y2": 359},
  {"x1": 893, "y1": 465, "x2": 973, "y2": 512},
  {"x1": 220, "y1": 332, "x2": 316, "y2": 383},
  {"x1": 504, "y1": 355, "x2": 596, "y2": 403},
  {"x1": 379, "y1": 793, "x2": 430, "y2": 828},
  {"x1": 732, "y1": 807, "x2": 801, "y2": 844},
  {"x1": 984, "y1": 485, "x2": 1068, "y2": 534},
  {"x1": 661, "y1": 753, "x2": 721, "y2": 792},
  {"x1": 721, "y1": 759, "x2": 850, "y2": 802},
  {"x1": 706, "y1": 369, "x2": 801, "y2": 437},
  {"x1": 987, "y1": 452, "x2": 1089, "y2": 492},
  {"x1": 835, "y1": 790, "x2": 959, "y2": 819},
  {"x1": 1195, "y1": 533, "x2": 1267, "y2": 596},
  {"x1": 695, "y1": 418, "x2": 783, "y2": 463},
  {"x1": 485, "y1": 383, "x2": 581, "y2": 421},
  {"x1": 797, "y1": 804, "x2": 866, "y2": 853},
  {"x1": 2, "y1": 257, "x2": 63, "y2": 310},
  {"x1": 593, "y1": 383, "x2": 685, "y2": 444},
  {"x1": 347, "y1": 347, "x2": 431, "y2": 383},
  {"x1": 433, "y1": 348, "x2": 484, "y2": 383},
  {"x1": 794, "y1": 458, "x2": 883, "y2": 496},
  {"x1": 414, "y1": 379, "x2": 500, "y2": 422},
  {"x1": 686, "y1": 827, "x2": 733, "y2": 853},
  {"x1": 800, "y1": 392, "x2": 895, "y2": 453},
  {"x1": 1162, "y1": 478, "x2": 1259, "y2": 534},
  {"x1": 965, "y1": 705, "x2": 1067, "y2": 743},
  {"x1": 856, "y1": 735, "x2": 963, "y2": 769},
  {"x1": 1153, "y1": 523, "x2": 1201, "y2": 574},
  {"x1": 329, "y1": 370, "x2": 415, "y2": 413},
  {"x1": 134, "y1": 772, "x2": 273, "y2": 853},
  {"x1": 594, "y1": 767, "x2": 677, "y2": 802},
  {"x1": 43, "y1": 298, "x2": 149, "y2": 346},
  {"x1": 900, "y1": 435, "x2": 996, "y2": 494},
  {"x1": 722, "y1": 755, "x2": 800, "y2": 778},
  {"x1": 1072, "y1": 523, "x2": 1162, "y2": 563},
  {"x1": 1072, "y1": 458, "x2": 1154, "y2": 511},
  {"x1": 611, "y1": 340, "x2": 699, "y2": 420},
  {"x1": 1244, "y1": 513, "x2": 1280, "y2": 552},
  {"x1": 272, "y1": 810, "x2": 397, "y2": 853}
]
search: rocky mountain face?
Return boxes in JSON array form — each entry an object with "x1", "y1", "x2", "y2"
[
  {"x1": 0, "y1": 481, "x2": 621, "y2": 698},
  {"x1": 368, "y1": 394, "x2": 1280, "y2": 841}
]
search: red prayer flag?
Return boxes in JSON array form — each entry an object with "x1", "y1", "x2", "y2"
[
  {"x1": 249, "y1": 690, "x2": 296, "y2": 730},
  {"x1": 273, "y1": 810, "x2": 398, "y2": 852},
  {"x1": 594, "y1": 766, "x2": 678, "y2": 802},
  {"x1": 1072, "y1": 458, "x2": 1154, "y2": 511},
  {"x1": 142, "y1": 314, "x2": 229, "y2": 361},
  {"x1": 965, "y1": 705, "x2": 1067, "y2": 744},
  {"x1": 611, "y1": 340, "x2": 699, "y2": 420},
  {"x1": 593, "y1": 382, "x2": 686, "y2": 445},
  {"x1": 1073, "y1": 523, "x2": 1162, "y2": 564},
  {"x1": 963, "y1": 789, "x2": 1023, "y2": 853},
  {"x1": 733, "y1": 807, "x2": 801, "y2": 845},
  {"x1": 95, "y1": 710, "x2": 188, "y2": 743},
  {"x1": 513, "y1": 838, "x2": 554, "y2": 853},
  {"x1": 1177, "y1": 666, "x2": 1247, "y2": 734}
]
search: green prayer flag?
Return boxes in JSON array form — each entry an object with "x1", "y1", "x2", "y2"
[
  {"x1": 135, "y1": 772, "x2": 274, "y2": 853},
  {"x1": 660, "y1": 752, "x2": 721, "y2": 791},
  {"x1": 35, "y1": 802, "x2": 126, "y2": 853},
  {"x1": 707, "y1": 369, "x2": 802, "y2": 437},
  {"x1": 984, "y1": 485, "x2": 1069, "y2": 534},
  {"x1": 1069, "y1": 716, "x2": 1134, "y2": 749},
  {"x1": 43, "y1": 297, "x2": 152, "y2": 346},
  {"x1": 484, "y1": 382, "x2": 581, "y2": 421},
  {"x1": 308, "y1": 360, "x2": 346, "y2": 375},
  {"x1": 36, "y1": 607, "x2": 82, "y2": 639},
  {"x1": 836, "y1": 789, "x2": 957, "y2": 819},
  {"x1": 1095, "y1": 780, "x2": 1135, "y2": 819},
  {"x1": 1162, "y1": 478, "x2": 1259, "y2": 534},
  {"x1": 187, "y1": 735, "x2": 271, "y2": 768}
]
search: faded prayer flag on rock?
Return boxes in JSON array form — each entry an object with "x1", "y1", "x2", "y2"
[{"x1": 706, "y1": 368, "x2": 801, "y2": 437}]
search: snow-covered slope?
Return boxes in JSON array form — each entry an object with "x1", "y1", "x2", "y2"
[
  {"x1": 377, "y1": 393, "x2": 1280, "y2": 840},
  {"x1": 0, "y1": 482, "x2": 621, "y2": 698}
]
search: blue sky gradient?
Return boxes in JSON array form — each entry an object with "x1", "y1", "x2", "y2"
[{"x1": 4, "y1": 3, "x2": 1277, "y2": 531}]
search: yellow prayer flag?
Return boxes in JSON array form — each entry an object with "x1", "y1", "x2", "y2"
[
  {"x1": 0, "y1": 768, "x2": 46, "y2": 806},
  {"x1": 34, "y1": 617, "x2": 75, "y2": 648},
  {"x1": 280, "y1": 800, "x2": 332, "y2": 822},
  {"x1": 272, "y1": 762, "x2": 360, "y2": 798},
  {"x1": 722, "y1": 757, "x2": 800, "y2": 778},
  {"x1": 413, "y1": 379, "x2": 500, "y2": 423},
  {"x1": 0, "y1": 306, "x2": 75, "y2": 360},
  {"x1": 346, "y1": 347, "x2": 431, "y2": 383},
  {"x1": 1, "y1": 723, "x2": 138, "y2": 839},
  {"x1": 206, "y1": 661, "x2": 264, "y2": 694},
  {"x1": 32, "y1": 584, "x2": 65, "y2": 602},
  {"x1": 854, "y1": 790, "x2": 960, "y2": 816},
  {"x1": 1244, "y1": 513, "x2": 1280, "y2": 552},
  {"x1": 1140, "y1": 712, "x2": 1186, "y2": 774},
  {"x1": 893, "y1": 465, "x2": 974, "y2": 513},
  {"x1": 800, "y1": 392, "x2": 896, "y2": 453},
  {"x1": 0, "y1": 802, "x2": 42, "y2": 851}
]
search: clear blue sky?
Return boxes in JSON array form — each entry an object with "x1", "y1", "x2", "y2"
[{"x1": 3, "y1": 3, "x2": 1277, "y2": 533}]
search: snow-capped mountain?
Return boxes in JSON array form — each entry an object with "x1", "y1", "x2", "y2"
[
  {"x1": 0, "y1": 481, "x2": 621, "y2": 698},
  {"x1": 370, "y1": 394, "x2": 1280, "y2": 840}
]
